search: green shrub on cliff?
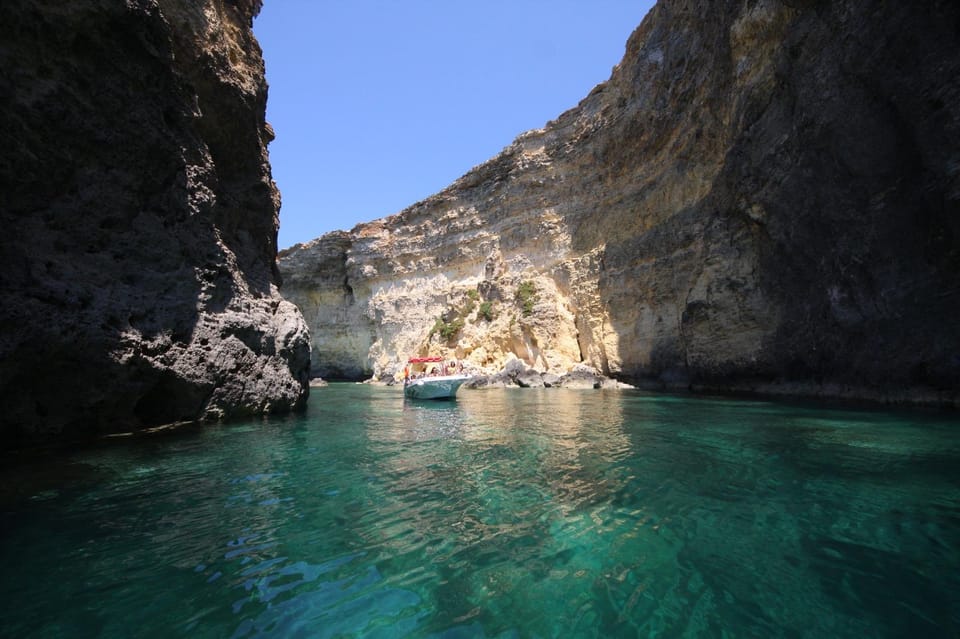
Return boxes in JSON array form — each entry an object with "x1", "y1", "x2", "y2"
[
  {"x1": 478, "y1": 301, "x2": 495, "y2": 322},
  {"x1": 429, "y1": 289, "x2": 490, "y2": 342},
  {"x1": 430, "y1": 316, "x2": 464, "y2": 342},
  {"x1": 516, "y1": 281, "x2": 537, "y2": 316}
]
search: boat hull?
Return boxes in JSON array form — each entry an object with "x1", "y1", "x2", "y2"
[{"x1": 403, "y1": 375, "x2": 471, "y2": 400}]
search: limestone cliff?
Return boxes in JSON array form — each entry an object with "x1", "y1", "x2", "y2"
[
  {"x1": 0, "y1": 0, "x2": 310, "y2": 446},
  {"x1": 280, "y1": 0, "x2": 959, "y2": 405}
]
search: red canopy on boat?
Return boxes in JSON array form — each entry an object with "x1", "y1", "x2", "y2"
[{"x1": 407, "y1": 357, "x2": 444, "y2": 363}]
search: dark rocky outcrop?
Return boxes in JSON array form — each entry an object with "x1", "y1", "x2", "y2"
[
  {"x1": 0, "y1": 0, "x2": 310, "y2": 447},
  {"x1": 280, "y1": 0, "x2": 959, "y2": 406}
]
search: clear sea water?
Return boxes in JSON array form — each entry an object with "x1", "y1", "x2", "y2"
[{"x1": 1, "y1": 385, "x2": 958, "y2": 638}]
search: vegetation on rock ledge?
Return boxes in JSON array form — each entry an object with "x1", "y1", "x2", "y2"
[
  {"x1": 478, "y1": 301, "x2": 495, "y2": 322},
  {"x1": 516, "y1": 280, "x2": 537, "y2": 316},
  {"x1": 431, "y1": 316, "x2": 465, "y2": 342}
]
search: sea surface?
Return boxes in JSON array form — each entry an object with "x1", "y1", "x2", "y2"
[{"x1": 1, "y1": 385, "x2": 959, "y2": 638}]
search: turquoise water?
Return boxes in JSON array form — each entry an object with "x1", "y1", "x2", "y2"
[{"x1": 1, "y1": 386, "x2": 959, "y2": 638}]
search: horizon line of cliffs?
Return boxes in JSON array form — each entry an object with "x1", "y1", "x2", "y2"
[{"x1": 280, "y1": 0, "x2": 959, "y2": 406}]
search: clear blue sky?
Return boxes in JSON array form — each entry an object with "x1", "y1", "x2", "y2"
[{"x1": 254, "y1": 1, "x2": 655, "y2": 249}]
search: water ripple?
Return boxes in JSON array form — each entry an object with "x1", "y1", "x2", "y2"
[{"x1": 1, "y1": 387, "x2": 958, "y2": 638}]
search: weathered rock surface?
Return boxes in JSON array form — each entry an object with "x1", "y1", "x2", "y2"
[
  {"x1": 280, "y1": 0, "x2": 959, "y2": 405},
  {"x1": 0, "y1": 0, "x2": 310, "y2": 446},
  {"x1": 464, "y1": 359, "x2": 632, "y2": 391}
]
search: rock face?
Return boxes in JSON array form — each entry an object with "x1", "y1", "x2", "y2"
[
  {"x1": 0, "y1": 0, "x2": 310, "y2": 446},
  {"x1": 280, "y1": 0, "x2": 959, "y2": 405}
]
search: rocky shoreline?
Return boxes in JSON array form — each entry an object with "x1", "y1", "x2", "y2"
[
  {"x1": 464, "y1": 360, "x2": 634, "y2": 391},
  {"x1": 337, "y1": 362, "x2": 957, "y2": 410}
]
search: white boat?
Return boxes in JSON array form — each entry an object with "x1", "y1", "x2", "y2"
[{"x1": 403, "y1": 357, "x2": 471, "y2": 400}]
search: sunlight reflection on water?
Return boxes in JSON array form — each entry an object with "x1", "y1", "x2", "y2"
[{"x1": 1, "y1": 385, "x2": 958, "y2": 638}]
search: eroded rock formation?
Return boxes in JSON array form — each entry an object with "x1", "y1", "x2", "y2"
[
  {"x1": 0, "y1": 0, "x2": 310, "y2": 446},
  {"x1": 280, "y1": 0, "x2": 959, "y2": 405}
]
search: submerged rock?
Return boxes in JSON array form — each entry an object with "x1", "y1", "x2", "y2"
[{"x1": 0, "y1": 0, "x2": 310, "y2": 445}]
